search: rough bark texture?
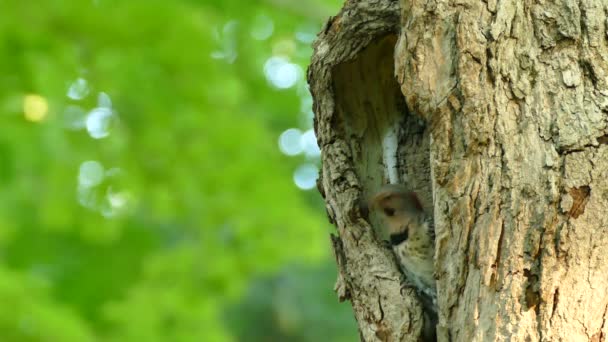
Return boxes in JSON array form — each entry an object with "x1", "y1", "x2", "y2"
[{"x1": 309, "y1": 0, "x2": 608, "y2": 341}]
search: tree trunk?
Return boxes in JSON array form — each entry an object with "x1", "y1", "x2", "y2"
[{"x1": 308, "y1": 0, "x2": 608, "y2": 341}]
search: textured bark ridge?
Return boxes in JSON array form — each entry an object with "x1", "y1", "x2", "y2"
[{"x1": 309, "y1": 0, "x2": 608, "y2": 341}]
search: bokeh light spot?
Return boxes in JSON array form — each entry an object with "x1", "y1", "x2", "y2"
[
  {"x1": 279, "y1": 128, "x2": 303, "y2": 156},
  {"x1": 300, "y1": 129, "x2": 321, "y2": 158},
  {"x1": 300, "y1": 95, "x2": 313, "y2": 113},
  {"x1": 108, "y1": 189, "x2": 129, "y2": 209},
  {"x1": 295, "y1": 23, "x2": 318, "y2": 44},
  {"x1": 211, "y1": 20, "x2": 239, "y2": 63},
  {"x1": 23, "y1": 94, "x2": 48, "y2": 122},
  {"x1": 101, "y1": 187, "x2": 133, "y2": 218},
  {"x1": 77, "y1": 185, "x2": 96, "y2": 209},
  {"x1": 67, "y1": 78, "x2": 89, "y2": 100},
  {"x1": 251, "y1": 14, "x2": 274, "y2": 40},
  {"x1": 78, "y1": 160, "x2": 105, "y2": 188},
  {"x1": 293, "y1": 164, "x2": 318, "y2": 190},
  {"x1": 86, "y1": 107, "x2": 114, "y2": 139},
  {"x1": 63, "y1": 105, "x2": 87, "y2": 130},
  {"x1": 264, "y1": 56, "x2": 301, "y2": 89},
  {"x1": 98, "y1": 92, "x2": 112, "y2": 108}
]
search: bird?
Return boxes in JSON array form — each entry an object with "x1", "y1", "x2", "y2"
[{"x1": 368, "y1": 184, "x2": 437, "y2": 311}]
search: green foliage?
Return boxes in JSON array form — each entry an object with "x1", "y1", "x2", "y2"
[
  {"x1": 0, "y1": 266, "x2": 93, "y2": 341},
  {"x1": 0, "y1": 0, "x2": 357, "y2": 340},
  {"x1": 226, "y1": 263, "x2": 357, "y2": 342}
]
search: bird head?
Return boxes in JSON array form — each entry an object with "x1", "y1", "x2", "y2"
[{"x1": 368, "y1": 184, "x2": 425, "y2": 235}]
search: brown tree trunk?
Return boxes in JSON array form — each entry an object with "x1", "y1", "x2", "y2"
[{"x1": 308, "y1": 0, "x2": 608, "y2": 341}]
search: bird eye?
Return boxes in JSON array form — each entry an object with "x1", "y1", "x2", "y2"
[{"x1": 383, "y1": 207, "x2": 395, "y2": 216}]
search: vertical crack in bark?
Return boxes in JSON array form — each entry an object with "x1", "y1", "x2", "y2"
[
  {"x1": 568, "y1": 185, "x2": 591, "y2": 218},
  {"x1": 523, "y1": 268, "x2": 540, "y2": 313},
  {"x1": 367, "y1": 293, "x2": 390, "y2": 342},
  {"x1": 594, "y1": 303, "x2": 608, "y2": 342},
  {"x1": 490, "y1": 219, "x2": 505, "y2": 290},
  {"x1": 551, "y1": 288, "x2": 560, "y2": 321}
]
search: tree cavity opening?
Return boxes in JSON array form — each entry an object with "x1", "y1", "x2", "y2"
[{"x1": 331, "y1": 34, "x2": 433, "y2": 218}]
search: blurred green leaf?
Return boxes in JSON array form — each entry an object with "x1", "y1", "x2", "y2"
[{"x1": 0, "y1": 0, "x2": 352, "y2": 340}]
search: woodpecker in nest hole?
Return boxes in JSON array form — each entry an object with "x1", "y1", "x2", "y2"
[{"x1": 369, "y1": 184, "x2": 437, "y2": 313}]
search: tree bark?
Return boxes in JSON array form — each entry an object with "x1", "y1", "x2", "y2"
[{"x1": 308, "y1": 0, "x2": 608, "y2": 341}]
